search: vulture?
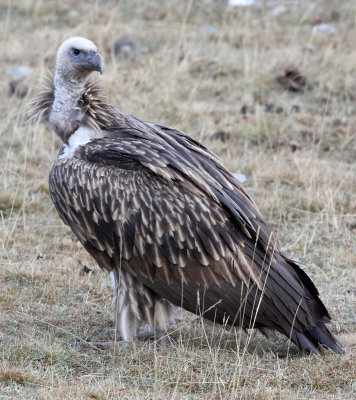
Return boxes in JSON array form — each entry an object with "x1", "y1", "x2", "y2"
[{"x1": 28, "y1": 37, "x2": 342, "y2": 355}]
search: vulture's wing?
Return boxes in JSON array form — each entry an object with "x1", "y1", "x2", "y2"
[
  {"x1": 49, "y1": 130, "x2": 337, "y2": 353},
  {"x1": 92, "y1": 109, "x2": 281, "y2": 254}
]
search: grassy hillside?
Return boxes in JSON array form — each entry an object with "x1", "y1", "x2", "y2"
[{"x1": 0, "y1": 1, "x2": 355, "y2": 399}]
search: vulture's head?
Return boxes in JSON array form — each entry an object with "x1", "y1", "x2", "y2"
[{"x1": 55, "y1": 37, "x2": 103, "y2": 82}]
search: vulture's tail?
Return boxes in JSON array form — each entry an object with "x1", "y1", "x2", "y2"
[
  {"x1": 292, "y1": 321, "x2": 343, "y2": 355},
  {"x1": 283, "y1": 258, "x2": 343, "y2": 355}
]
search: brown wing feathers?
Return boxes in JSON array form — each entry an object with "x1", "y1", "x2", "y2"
[
  {"x1": 52, "y1": 142, "x2": 321, "y2": 332},
  {"x1": 39, "y1": 75, "x2": 342, "y2": 354}
]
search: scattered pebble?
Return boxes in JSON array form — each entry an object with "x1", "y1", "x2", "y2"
[
  {"x1": 240, "y1": 105, "x2": 249, "y2": 115},
  {"x1": 332, "y1": 117, "x2": 348, "y2": 127},
  {"x1": 79, "y1": 265, "x2": 94, "y2": 276},
  {"x1": 114, "y1": 38, "x2": 141, "y2": 56},
  {"x1": 6, "y1": 65, "x2": 32, "y2": 78},
  {"x1": 277, "y1": 66, "x2": 306, "y2": 92},
  {"x1": 212, "y1": 131, "x2": 231, "y2": 142},
  {"x1": 289, "y1": 141, "x2": 301, "y2": 152},
  {"x1": 345, "y1": 287, "x2": 356, "y2": 294},
  {"x1": 229, "y1": 0, "x2": 255, "y2": 6},
  {"x1": 271, "y1": 139, "x2": 283, "y2": 149},
  {"x1": 232, "y1": 173, "x2": 247, "y2": 183},
  {"x1": 265, "y1": 104, "x2": 274, "y2": 113},
  {"x1": 9, "y1": 80, "x2": 29, "y2": 98},
  {"x1": 312, "y1": 24, "x2": 337, "y2": 37},
  {"x1": 265, "y1": 103, "x2": 283, "y2": 113}
]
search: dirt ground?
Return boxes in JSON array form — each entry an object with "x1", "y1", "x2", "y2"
[{"x1": 0, "y1": 1, "x2": 355, "y2": 399}]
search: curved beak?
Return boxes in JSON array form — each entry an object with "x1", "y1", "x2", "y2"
[{"x1": 87, "y1": 50, "x2": 103, "y2": 74}]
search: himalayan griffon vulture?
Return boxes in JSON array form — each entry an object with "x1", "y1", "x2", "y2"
[{"x1": 28, "y1": 37, "x2": 342, "y2": 354}]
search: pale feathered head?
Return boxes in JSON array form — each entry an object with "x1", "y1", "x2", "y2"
[{"x1": 55, "y1": 37, "x2": 103, "y2": 81}]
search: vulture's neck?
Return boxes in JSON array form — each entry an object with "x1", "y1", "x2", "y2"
[{"x1": 50, "y1": 72, "x2": 87, "y2": 144}]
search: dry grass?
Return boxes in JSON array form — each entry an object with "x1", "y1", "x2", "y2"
[{"x1": 0, "y1": 0, "x2": 355, "y2": 399}]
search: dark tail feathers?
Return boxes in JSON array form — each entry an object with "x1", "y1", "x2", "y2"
[{"x1": 293, "y1": 322, "x2": 343, "y2": 355}]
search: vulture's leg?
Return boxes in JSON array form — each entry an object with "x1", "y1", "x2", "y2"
[
  {"x1": 72, "y1": 270, "x2": 178, "y2": 350},
  {"x1": 90, "y1": 270, "x2": 141, "y2": 342},
  {"x1": 111, "y1": 269, "x2": 148, "y2": 342},
  {"x1": 70, "y1": 270, "x2": 141, "y2": 350},
  {"x1": 137, "y1": 299, "x2": 178, "y2": 343},
  {"x1": 112, "y1": 270, "x2": 178, "y2": 343}
]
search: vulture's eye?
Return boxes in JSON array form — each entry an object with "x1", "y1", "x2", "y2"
[{"x1": 71, "y1": 48, "x2": 81, "y2": 57}]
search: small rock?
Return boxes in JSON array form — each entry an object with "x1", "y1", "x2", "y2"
[
  {"x1": 332, "y1": 118, "x2": 348, "y2": 127},
  {"x1": 332, "y1": 118, "x2": 343, "y2": 127},
  {"x1": 289, "y1": 141, "x2": 301, "y2": 152},
  {"x1": 212, "y1": 131, "x2": 231, "y2": 142},
  {"x1": 312, "y1": 24, "x2": 336, "y2": 37},
  {"x1": 265, "y1": 103, "x2": 284, "y2": 114},
  {"x1": 265, "y1": 103, "x2": 275, "y2": 113},
  {"x1": 229, "y1": 0, "x2": 255, "y2": 6},
  {"x1": 9, "y1": 80, "x2": 29, "y2": 98},
  {"x1": 271, "y1": 139, "x2": 284, "y2": 149},
  {"x1": 345, "y1": 287, "x2": 356, "y2": 294},
  {"x1": 114, "y1": 38, "x2": 140, "y2": 56},
  {"x1": 6, "y1": 65, "x2": 32, "y2": 78},
  {"x1": 240, "y1": 105, "x2": 249, "y2": 115},
  {"x1": 232, "y1": 173, "x2": 247, "y2": 183},
  {"x1": 79, "y1": 265, "x2": 94, "y2": 276},
  {"x1": 277, "y1": 66, "x2": 306, "y2": 92}
]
